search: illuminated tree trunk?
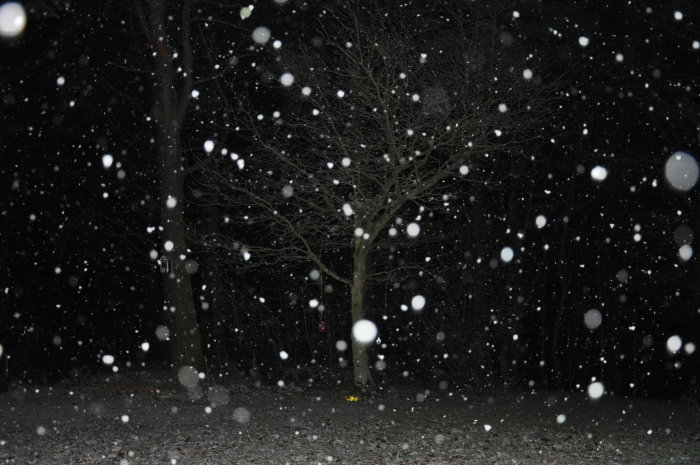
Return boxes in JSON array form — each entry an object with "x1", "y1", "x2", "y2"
[{"x1": 350, "y1": 240, "x2": 373, "y2": 385}]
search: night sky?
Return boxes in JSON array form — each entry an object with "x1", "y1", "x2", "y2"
[{"x1": 0, "y1": 0, "x2": 699, "y2": 398}]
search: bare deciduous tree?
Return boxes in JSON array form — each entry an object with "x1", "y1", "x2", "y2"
[
  {"x1": 202, "y1": 3, "x2": 556, "y2": 385},
  {"x1": 131, "y1": 0, "x2": 243, "y2": 373}
]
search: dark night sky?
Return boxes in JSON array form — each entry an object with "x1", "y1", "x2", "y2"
[{"x1": 0, "y1": 0, "x2": 699, "y2": 396}]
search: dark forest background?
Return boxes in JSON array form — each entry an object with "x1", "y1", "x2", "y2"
[{"x1": 0, "y1": 0, "x2": 698, "y2": 398}]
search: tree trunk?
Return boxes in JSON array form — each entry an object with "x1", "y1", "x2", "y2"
[
  {"x1": 0, "y1": 219, "x2": 7, "y2": 392},
  {"x1": 350, "y1": 240, "x2": 373, "y2": 385},
  {"x1": 498, "y1": 340, "x2": 510, "y2": 388},
  {"x1": 199, "y1": 205, "x2": 228, "y2": 373},
  {"x1": 143, "y1": 0, "x2": 204, "y2": 373},
  {"x1": 0, "y1": 162, "x2": 9, "y2": 392},
  {"x1": 550, "y1": 180, "x2": 575, "y2": 389},
  {"x1": 158, "y1": 127, "x2": 205, "y2": 371},
  {"x1": 0, "y1": 293, "x2": 7, "y2": 392}
]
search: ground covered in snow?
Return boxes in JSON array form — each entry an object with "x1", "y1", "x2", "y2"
[{"x1": 1, "y1": 372, "x2": 698, "y2": 465}]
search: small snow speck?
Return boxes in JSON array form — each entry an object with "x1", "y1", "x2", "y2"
[
  {"x1": 500, "y1": 246, "x2": 514, "y2": 263},
  {"x1": 666, "y1": 335, "x2": 682, "y2": 353},
  {"x1": 587, "y1": 381, "x2": 604, "y2": 399},
  {"x1": 352, "y1": 319, "x2": 378, "y2": 344},
  {"x1": 679, "y1": 244, "x2": 693, "y2": 261},
  {"x1": 252, "y1": 26, "x2": 271, "y2": 44},
  {"x1": 664, "y1": 151, "x2": 698, "y2": 191},
  {"x1": 584, "y1": 309, "x2": 602, "y2": 330},
  {"x1": 233, "y1": 407, "x2": 251, "y2": 423},
  {"x1": 335, "y1": 340, "x2": 348, "y2": 351},
  {"x1": 590, "y1": 165, "x2": 608, "y2": 181},
  {"x1": 279, "y1": 72, "x2": 294, "y2": 86},
  {"x1": 411, "y1": 295, "x2": 426, "y2": 311},
  {"x1": 281, "y1": 184, "x2": 294, "y2": 198},
  {"x1": 535, "y1": 215, "x2": 547, "y2": 229},
  {"x1": 0, "y1": 3, "x2": 27, "y2": 37},
  {"x1": 102, "y1": 154, "x2": 114, "y2": 168},
  {"x1": 406, "y1": 222, "x2": 420, "y2": 237},
  {"x1": 155, "y1": 325, "x2": 170, "y2": 341}
]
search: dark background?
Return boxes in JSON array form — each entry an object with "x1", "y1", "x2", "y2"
[{"x1": 0, "y1": 0, "x2": 698, "y2": 397}]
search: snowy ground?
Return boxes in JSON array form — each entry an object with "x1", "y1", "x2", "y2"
[{"x1": 1, "y1": 372, "x2": 698, "y2": 465}]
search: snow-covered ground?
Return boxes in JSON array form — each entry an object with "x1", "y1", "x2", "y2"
[{"x1": 1, "y1": 372, "x2": 698, "y2": 465}]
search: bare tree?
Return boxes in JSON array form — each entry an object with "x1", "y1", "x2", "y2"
[
  {"x1": 201, "y1": 3, "x2": 556, "y2": 385},
  {"x1": 130, "y1": 0, "x2": 243, "y2": 372}
]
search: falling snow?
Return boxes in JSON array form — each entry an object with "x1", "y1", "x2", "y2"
[
  {"x1": 590, "y1": 165, "x2": 608, "y2": 181},
  {"x1": 0, "y1": 2, "x2": 26, "y2": 37},
  {"x1": 252, "y1": 26, "x2": 271, "y2": 44},
  {"x1": 352, "y1": 319, "x2": 378, "y2": 344},
  {"x1": 411, "y1": 294, "x2": 426, "y2": 311},
  {"x1": 1, "y1": 2, "x2": 698, "y2": 464},
  {"x1": 406, "y1": 222, "x2": 420, "y2": 237},
  {"x1": 584, "y1": 309, "x2": 603, "y2": 330},
  {"x1": 279, "y1": 72, "x2": 294, "y2": 87},
  {"x1": 500, "y1": 246, "x2": 514, "y2": 263},
  {"x1": 664, "y1": 151, "x2": 698, "y2": 191}
]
